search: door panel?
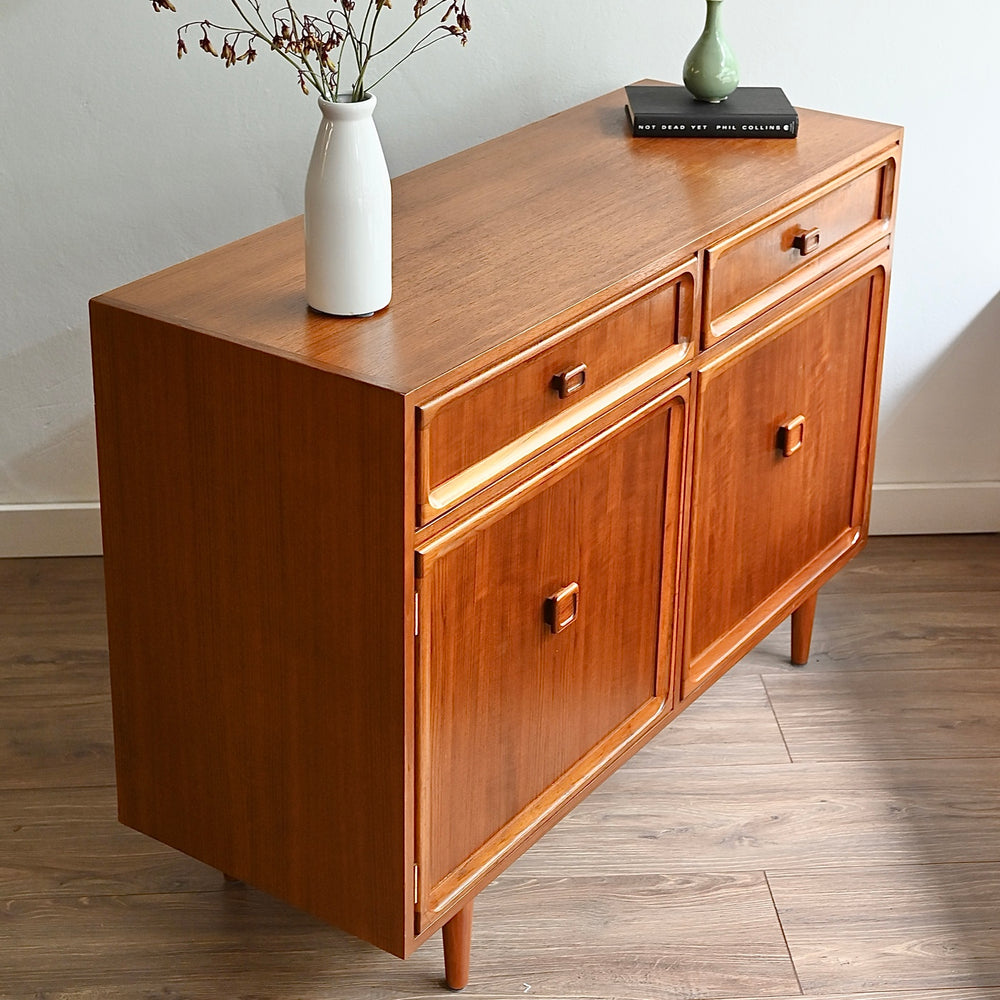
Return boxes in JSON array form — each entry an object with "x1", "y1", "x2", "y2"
[
  {"x1": 416, "y1": 390, "x2": 685, "y2": 915},
  {"x1": 686, "y1": 264, "x2": 886, "y2": 693}
]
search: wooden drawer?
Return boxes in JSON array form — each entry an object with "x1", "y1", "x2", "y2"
[
  {"x1": 703, "y1": 152, "x2": 896, "y2": 345},
  {"x1": 416, "y1": 258, "x2": 697, "y2": 523}
]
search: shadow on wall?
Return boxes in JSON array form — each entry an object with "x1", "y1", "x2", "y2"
[
  {"x1": 0, "y1": 323, "x2": 98, "y2": 504},
  {"x1": 876, "y1": 288, "x2": 1000, "y2": 490},
  {"x1": 0, "y1": 0, "x2": 34, "y2": 17}
]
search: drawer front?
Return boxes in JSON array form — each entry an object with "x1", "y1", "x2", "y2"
[
  {"x1": 685, "y1": 258, "x2": 888, "y2": 695},
  {"x1": 415, "y1": 389, "x2": 686, "y2": 919},
  {"x1": 417, "y1": 260, "x2": 696, "y2": 523},
  {"x1": 703, "y1": 153, "x2": 896, "y2": 345}
]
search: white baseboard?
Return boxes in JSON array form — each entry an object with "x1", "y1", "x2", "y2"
[
  {"x1": 0, "y1": 503, "x2": 103, "y2": 557},
  {"x1": 870, "y1": 481, "x2": 1000, "y2": 535}
]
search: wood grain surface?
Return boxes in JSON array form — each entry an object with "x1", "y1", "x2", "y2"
[
  {"x1": 703, "y1": 155, "x2": 894, "y2": 343},
  {"x1": 629, "y1": 672, "x2": 791, "y2": 767},
  {"x1": 2, "y1": 533, "x2": 997, "y2": 997},
  {"x1": 768, "y1": 863, "x2": 1000, "y2": 992},
  {"x1": 739, "y1": 597, "x2": 1000, "y2": 676},
  {"x1": 467, "y1": 871, "x2": 799, "y2": 998},
  {"x1": 417, "y1": 395, "x2": 680, "y2": 910},
  {"x1": 510, "y1": 755, "x2": 1000, "y2": 876},
  {"x1": 821, "y1": 534, "x2": 1000, "y2": 594},
  {"x1": 763, "y1": 667, "x2": 1000, "y2": 761},
  {"x1": 685, "y1": 262, "x2": 886, "y2": 690},
  {"x1": 90, "y1": 311, "x2": 415, "y2": 956},
  {"x1": 91, "y1": 87, "x2": 900, "y2": 397},
  {"x1": 88, "y1": 89, "x2": 902, "y2": 973},
  {"x1": 0, "y1": 786, "x2": 218, "y2": 899}
]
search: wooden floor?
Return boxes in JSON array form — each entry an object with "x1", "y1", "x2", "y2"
[{"x1": 2, "y1": 534, "x2": 999, "y2": 999}]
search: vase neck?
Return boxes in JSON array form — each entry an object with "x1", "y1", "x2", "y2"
[
  {"x1": 317, "y1": 93, "x2": 377, "y2": 123},
  {"x1": 704, "y1": 0, "x2": 723, "y2": 32}
]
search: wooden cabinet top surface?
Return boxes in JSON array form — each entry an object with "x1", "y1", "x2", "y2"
[{"x1": 93, "y1": 84, "x2": 900, "y2": 397}]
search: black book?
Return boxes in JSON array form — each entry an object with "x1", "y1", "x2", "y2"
[{"x1": 625, "y1": 85, "x2": 798, "y2": 139}]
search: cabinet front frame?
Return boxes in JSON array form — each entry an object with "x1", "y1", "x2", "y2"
[
  {"x1": 684, "y1": 245, "x2": 891, "y2": 698},
  {"x1": 413, "y1": 379, "x2": 690, "y2": 927}
]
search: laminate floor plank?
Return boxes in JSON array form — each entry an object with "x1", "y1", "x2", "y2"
[
  {"x1": 473, "y1": 872, "x2": 798, "y2": 998},
  {"x1": 0, "y1": 612, "x2": 111, "y2": 669},
  {"x1": 822, "y1": 534, "x2": 1000, "y2": 595},
  {"x1": 433, "y1": 992, "x2": 1000, "y2": 1000},
  {"x1": 768, "y1": 862, "x2": 1000, "y2": 993},
  {"x1": 0, "y1": 646, "x2": 110, "y2": 697},
  {"x1": 736, "y1": 592, "x2": 1000, "y2": 675},
  {"x1": 0, "y1": 556, "x2": 106, "y2": 613},
  {"x1": 2, "y1": 540, "x2": 998, "y2": 999},
  {"x1": 1, "y1": 595, "x2": 115, "y2": 788},
  {"x1": 763, "y1": 668, "x2": 1000, "y2": 762},
  {"x1": 0, "y1": 887, "x2": 416, "y2": 998},
  {"x1": 0, "y1": 685, "x2": 115, "y2": 789},
  {"x1": 510, "y1": 757, "x2": 1000, "y2": 876},
  {"x1": 0, "y1": 872, "x2": 798, "y2": 1000},
  {"x1": 632, "y1": 673, "x2": 791, "y2": 768},
  {"x1": 0, "y1": 785, "x2": 218, "y2": 899}
]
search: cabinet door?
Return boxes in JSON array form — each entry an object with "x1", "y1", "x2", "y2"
[
  {"x1": 415, "y1": 388, "x2": 686, "y2": 920},
  {"x1": 685, "y1": 260, "x2": 887, "y2": 694}
]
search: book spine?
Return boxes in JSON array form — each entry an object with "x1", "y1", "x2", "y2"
[{"x1": 631, "y1": 116, "x2": 798, "y2": 139}]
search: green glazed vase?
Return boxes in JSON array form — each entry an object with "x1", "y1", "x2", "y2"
[{"x1": 683, "y1": 0, "x2": 739, "y2": 103}]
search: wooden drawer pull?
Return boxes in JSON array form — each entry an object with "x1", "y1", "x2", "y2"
[
  {"x1": 777, "y1": 415, "x2": 806, "y2": 457},
  {"x1": 551, "y1": 363, "x2": 588, "y2": 399},
  {"x1": 792, "y1": 227, "x2": 821, "y2": 256},
  {"x1": 544, "y1": 582, "x2": 580, "y2": 634}
]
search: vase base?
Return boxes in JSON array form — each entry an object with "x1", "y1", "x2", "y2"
[{"x1": 307, "y1": 304, "x2": 385, "y2": 318}]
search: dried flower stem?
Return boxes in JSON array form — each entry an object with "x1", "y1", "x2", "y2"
[{"x1": 154, "y1": 0, "x2": 471, "y2": 101}]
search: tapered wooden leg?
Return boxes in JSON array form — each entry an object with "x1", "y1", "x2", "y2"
[
  {"x1": 442, "y1": 901, "x2": 474, "y2": 991},
  {"x1": 790, "y1": 592, "x2": 818, "y2": 666}
]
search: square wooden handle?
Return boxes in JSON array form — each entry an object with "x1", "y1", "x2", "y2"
[
  {"x1": 544, "y1": 582, "x2": 580, "y2": 634},
  {"x1": 793, "y1": 227, "x2": 821, "y2": 256},
  {"x1": 777, "y1": 415, "x2": 806, "y2": 457},
  {"x1": 551, "y1": 364, "x2": 588, "y2": 399}
]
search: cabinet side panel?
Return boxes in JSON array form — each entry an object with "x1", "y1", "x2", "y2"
[{"x1": 91, "y1": 302, "x2": 411, "y2": 956}]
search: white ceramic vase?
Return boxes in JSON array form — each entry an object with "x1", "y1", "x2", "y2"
[{"x1": 304, "y1": 94, "x2": 392, "y2": 316}]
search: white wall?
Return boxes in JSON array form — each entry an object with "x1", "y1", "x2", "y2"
[{"x1": 1, "y1": 0, "x2": 997, "y2": 555}]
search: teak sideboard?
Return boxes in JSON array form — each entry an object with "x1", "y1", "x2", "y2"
[{"x1": 91, "y1": 85, "x2": 901, "y2": 990}]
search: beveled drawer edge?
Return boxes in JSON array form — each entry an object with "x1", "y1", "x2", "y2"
[
  {"x1": 418, "y1": 256, "x2": 698, "y2": 424},
  {"x1": 413, "y1": 371, "x2": 691, "y2": 547},
  {"x1": 700, "y1": 237, "x2": 892, "y2": 380},
  {"x1": 708, "y1": 148, "x2": 897, "y2": 258},
  {"x1": 417, "y1": 379, "x2": 691, "y2": 572},
  {"x1": 416, "y1": 256, "x2": 698, "y2": 524},
  {"x1": 706, "y1": 220, "x2": 890, "y2": 345},
  {"x1": 420, "y1": 342, "x2": 691, "y2": 522},
  {"x1": 703, "y1": 147, "x2": 898, "y2": 345}
]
